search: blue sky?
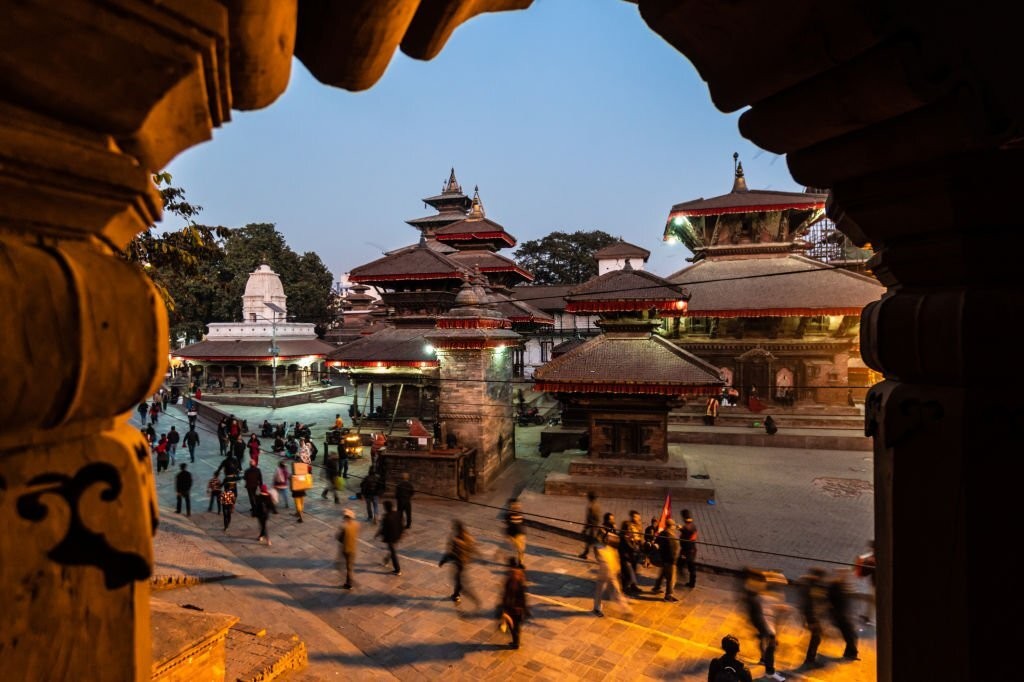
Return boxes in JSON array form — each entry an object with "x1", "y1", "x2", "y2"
[{"x1": 165, "y1": 0, "x2": 803, "y2": 281}]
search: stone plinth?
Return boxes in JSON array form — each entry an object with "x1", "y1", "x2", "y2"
[
  {"x1": 150, "y1": 600, "x2": 238, "y2": 682},
  {"x1": 568, "y1": 457, "x2": 688, "y2": 480},
  {"x1": 544, "y1": 473, "x2": 714, "y2": 501},
  {"x1": 380, "y1": 448, "x2": 477, "y2": 500}
]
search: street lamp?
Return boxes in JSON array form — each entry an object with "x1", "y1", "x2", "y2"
[{"x1": 261, "y1": 301, "x2": 286, "y2": 401}]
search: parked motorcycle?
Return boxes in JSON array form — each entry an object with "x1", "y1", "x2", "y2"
[{"x1": 516, "y1": 407, "x2": 545, "y2": 426}]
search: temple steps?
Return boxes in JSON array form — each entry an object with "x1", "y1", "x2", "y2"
[{"x1": 667, "y1": 423, "x2": 871, "y2": 451}]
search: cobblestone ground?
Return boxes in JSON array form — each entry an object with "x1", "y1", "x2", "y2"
[{"x1": 149, "y1": 396, "x2": 877, "y2": 681}]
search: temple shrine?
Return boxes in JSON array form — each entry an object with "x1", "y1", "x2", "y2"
[
  {"x1": 534, "y1": 261, "x2": 724, "y2": 499},
  {"x1": 171, "y1": 264, "x2": 338, "y2": 406},
  {"x1": 661, "y1": 156, "x2": 884, "y2": 405}
]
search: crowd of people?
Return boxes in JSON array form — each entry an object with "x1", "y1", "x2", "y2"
[{"x1": 146, "y1": 394, "x2": 874, "y2": 672}]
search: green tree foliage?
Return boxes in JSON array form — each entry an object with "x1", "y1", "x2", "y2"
[{"x1": 513, "y1": 230, "x2": 620, "y2": 284}]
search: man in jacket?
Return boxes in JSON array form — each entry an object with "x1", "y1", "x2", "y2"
[
  {"x1": 678, "y1": 508, "x2": 699, "y2": 588},
  {"x1": 174, "y1": 463, "x2": 192, "y2": 516},
  {"x1": 336, "y1": 509, "x2": 360, "y2": 589},
  {"x1": 184, "y1": 426, "x2": 200, "y2": 463},
  {"x1": 653, "y1": 518, "x2": 681, "y2": 602},
  {"x1": 167, "y1": 426, "x2": 180, "y2": 465},
  {"x1": 243, "y1": 462, "x2": 263, "y2": 516},
  {"x1": 375, "y1": 500, "x2": 403, "y2": 575}
]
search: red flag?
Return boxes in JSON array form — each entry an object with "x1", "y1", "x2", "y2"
[{"x1": 656, "y1": 493, "x2": 672, "y2": 533}]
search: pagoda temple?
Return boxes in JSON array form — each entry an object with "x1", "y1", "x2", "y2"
[
  {"x1": 662, "y1": 156, "x2": 884, "y2": 405},
  {"x1": 534, "y1": 262, "x2": 724, "y2": 499}
]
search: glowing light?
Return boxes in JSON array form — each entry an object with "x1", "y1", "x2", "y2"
[
  {"x1": 672, "y1": 216, "x2": 685, "y2": 227},
  {"x1": 674, "y1": 300, "x2": 687, "y2": 311},
  {"x1": 424, "y1": 344, "x2": 435, "y2": 354},
  {"x1": 664, "y1": 235, "x2": 679, "y2": 244}
]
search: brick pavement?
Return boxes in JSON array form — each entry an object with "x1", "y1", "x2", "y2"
[{"x1": 147, "y1": 396, "x2": 877, "y2": 681}]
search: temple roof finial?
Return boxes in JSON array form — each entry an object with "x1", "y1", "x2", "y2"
[
  {"x1": 419, "y1": 232, "x2": 427, "y2": 247},
  {"x1": 444, "y1": 167, "x2": 461, "y2": 194},
  {"x1": 623, "y1": 258, "x2": 633, "y2": 271},
  {"x1": 732, "y1": 152, "x2": 748, "y2": 193},
  {"x1": 468, "y1": 185, "x2": 485, "y2": 218}
]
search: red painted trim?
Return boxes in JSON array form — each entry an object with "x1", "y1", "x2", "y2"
[
  {"x1": 668, "y1": 201, "x2": 824, "y2": 218},
  {"x1": 533, "y1": 382, "x2": 721, "y2": 396},
  {"x1": 435, "y1": 232, "x2": 516, "y2": 247},
  {"x1": 687, "y1": 308, "x2": 863, "y2": 318},
  {"x1": 350, "y1": 272, "x2": 461, "y2": 283}
]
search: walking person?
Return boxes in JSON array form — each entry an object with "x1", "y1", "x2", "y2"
[
  {"x1": 321, "y1": 449, "x2": 341, "y2": 503},
  {"x1": 272, "y1": 461, "x2": 290, "y2": 509},
  {"x1": 797, "y1": 567, "x2": 829, "y2": 668},
  {"x1": 578, "y1": 491, "x2": 601, "y2": 559},
  {"x1": 184, "y1": 426, "x2": 200, "y2": 463},
  {"x1": 708, "y1": 634, "x2": 753, "y2": 682},
  {"x1": 653, "y1": 518, "x2": 681, "y2": 602},
  {"x1": 499, "y1": 558, "x2": 529, "y2": 649},
  {"x1": 854, "y1": 539, "x2": 877, "y2": 626},
  {"x1": 336, "y1": 509, "x2": 360, "y2": 589},
  {"x1": 395, "y1": 472, "x2": 414, "y2": 529},
  {"x1": 290, "y1": 459, "x2": 311, "y2": 523},
  {"x1": 220, "y1": 482, "x2": 237, "y2": 531},
  {"x1": 375, "y1": 500, "x2": 403, "y2": 575},
  {"x1": 206, "y1": 474, "x2": 222, "y2": 513},
  {"x1": 167, "y1": 426, "x2": 180, "y2": 465},
  {"x1": 592, "y1": 529, "x2": 632, "y2": 618},
  {"x1": 255, "y1": 484, "x2": 278, "y2": 545},
  {"x1": 161, "y1": 389, "x2": 169, "y2": 412},
  {"x1": 678, "y1": 508, "x2": 699, "y2": 588},
  {"x1": 619, "y1": 510, "x2": 643, "y2": 594},
  {"x1": 137, "y1": 401, "x2": 148, "y2": 425},
  {"x1": 155, "y1": 434, "x2": 170, "y2": 473},
  {"x1": 827, "y1": 568, "x2": 860, "y2": 661},
  {"x1": 174, "y1": 463, "x2": 192, "y2": 516},
  {"x1": 243, "y1": 460, "x2": 263, "y2": 516},
  {"x1": 149, "y1": 400, "x2": 160, "y2": 425},
  {"x1": 503, "y1": 498, "x2": 527, "y2": 568},
  {"x1": 439, "y1": 519, "x2": 479, "y2": 606},
  {"x1": 361, "y1": 468, "x2": 380, "y2": 522},
  {"x1": 247, "y1": 433, "x2": 261, "y2": 466},
  {"x1": 187, "y1": 403, "x2": 198, "y2": 429},
  {"x1": 742, "y1": 568, "x2": 787, "y2": 681}
]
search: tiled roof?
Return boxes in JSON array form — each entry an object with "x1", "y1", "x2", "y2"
[
  {"x1": 666, "y1": 254, "x2": 882, "y2": 316},
  {"x1": 566, "y1": 267, "x2": 689, "y2": 304},
  {"x1": 594, "y1": 240, "x2": 650, "y2": 260},
  {"x1": 433, "y1": 217, "x2": 516, "y2": 245},
  {"x1": 534, "y1": 333, "x2": 724, "y2": 391},
  {"x1": 327, "y1": 326, "x2": 437, "y2": 365},
  {"x1": 405, "y1": 209, "x2": 467, "y2": 227},
  {"x1": 172, "y1": 338, "x2": 337, "y2": 361},
  {"x1": 488, "y1": 290, "x2": 554, "y2": 325},
  {"x1": 669, "y1": 188, "x2": 826, "y2": 217},
  {"x1": 447, "y1": 250, "x2": 534, "y2": 282},
  {"x1": 508, "y1": 284, "x2": 574, "y2": 311},
  {"x1": 349, "y1": 242, "x2": 466, "y2": 282}
]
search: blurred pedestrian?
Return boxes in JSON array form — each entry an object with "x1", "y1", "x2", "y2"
[
  {"x1": 220, "y1": 482, "x2": 237, "y2": 531},
  {"x1": 255, "y1": 484, "x2": 277, "y2": 545},
  {"x1": 764, "y1": 414, "x2": 778, "y2": 435},
  {"x1": 187, "y1": 404, "x2": 198, "y2": 429},
  {"x1": 578, "y1": 491, "x2": 601, "y2": 559},
  {"x1": 619, "y1": 510, "x2": 643, "y2": 594},
  {"x1": 499, "y1": 558, "x2": 529, "y2": 649},
  {"x1": 742, "y1": 568, "x2": 786, "y2": 681},
  {"x1": 593, "y1": 528, "x2": 631, "y2": 618},
  {"x1": 504, "y1": 498, "x2": 526, "y2": 568},
  {"x1": 161, "y1": 390, "x2": 169, "y2": 411},
  {"x1": 272, "y1": 461, "x2": 290, "y2": 509},
  {"x1": 155, "y1": 434, "x2": 170, "y2": 473},
  {"x1": 679, "y1": 508, "x2": 699, "y2": 588},
  {"x1": 336, "y1": 509, "x2": 360, "y2": 589},
  {"x1": 708, "y1": 634, "x2": 753, "y2": 682},
  {"x1": 184, "y1": 426, "x2": 200, "y2": 463},
  {"x1": 854, "y1": 539, "x2": 877, "y2": 626},
  {"x1": 206, "y1": 474, "x2": 222, "y2": 513},
  {"x1": 137, "y1": 401, "x2": 148, "y2": 424},
  {"x1": 375, "y1": 500, "x2": 403, "y2": 575},
  {"x1": 797, "y1": 567, "x2": 829, "y2": 668},
  {"x1": 217, "y1": 417, "x2": 229, "y2": 456},
  {"x1": 395, "y1": 472, "x2": 414, "y2": 529},
  {"x1": 643, "y1": 516, "x2": 660, "y2": 569},
  {"x1": 174, "y1": 463, "x2": 192, "y2": 516},
  {"x1": 440, "y1": 519, "x2": 479, "y2": 606},
  {"x1": 149, "y1": 401, "x2": 160, "y2": 425},
  {"x1": 290, "y1": 459, "x2": 311, "y2": 523},
  {"x1": 322, "y1": 448, "x2": 341, "y2": 503},
  {"x1": 243, "y1": 461, "x2": 263, "y2": 516},
  {"x1": 653, "y1": 518, "x2": 680, "y2": 602},
  {"x1": 361, "y1": 469, "x2": 380, "y2": 521},
  {"x1": 247, "y1": 433, "x2": 261, "y2": 466},
  {"x1": 167, "y1": 426, "x2": 180, "y2": 465},
  {"x1": 704, "y1": 394, "x2": 720, "y2": 426},
  {"x1": 827, "y1": 568, "x2": 860, "y2": 660}
]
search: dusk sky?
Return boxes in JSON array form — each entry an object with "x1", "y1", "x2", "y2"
[{"x1": 165, "y1": 0, "x2": 805, "y2": 282}]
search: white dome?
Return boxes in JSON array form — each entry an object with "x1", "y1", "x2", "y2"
[{"x1": 242, "y1": 264, "x2": 288, "y2": 322}]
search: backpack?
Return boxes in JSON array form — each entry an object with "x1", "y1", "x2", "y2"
[{"x1": 713, "y1": 660, "x2": 744, "y2": 682}]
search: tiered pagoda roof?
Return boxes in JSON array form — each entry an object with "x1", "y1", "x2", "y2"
[
  {"x1": 534, "y1": 265, "x2": 723, "y2": 397},
  {"x1": 430, "y1": 187, "x2": 516, "y2": 250},
  {"x1": 348, "y1": 238, "x2": 465, "y2": 285},
  {"x1": 328, "y1": 325, "x2": 437, "y2": 369}
]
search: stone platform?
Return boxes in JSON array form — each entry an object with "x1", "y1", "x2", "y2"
[{"x1": 543, "y1": 472, "x2": 714, "y2": 500}]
